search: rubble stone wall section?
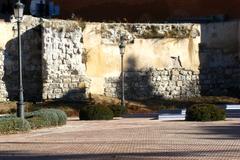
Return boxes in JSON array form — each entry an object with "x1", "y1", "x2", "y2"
[
  {"x1": 104, "y1": 68, "x2": 201, "y2": 99},
  {"x1": 104, "y1": 66, "x2": 240, "y2": 99},
  {"x1": 0, "y1": 51, "x2": 7, "y2": 101},
  {"x1": 42, "y1": 21, "x2": 90, "y2": 101}
]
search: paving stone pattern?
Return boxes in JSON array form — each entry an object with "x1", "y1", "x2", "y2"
[{"x1": 0, "y1": 118, "x2": 240, "y2": 160}]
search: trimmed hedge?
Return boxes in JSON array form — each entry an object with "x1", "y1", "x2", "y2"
[
  {"x1": 27, "y1": 116, "x2": 49, "y2": 129},
  {"x1": 186, "y1": 104, "x2": 226, "y2": 121},
  {"x1": 50, "y1": 109, "x2": 68, "y2": 126},
  {"x1": 27, "y1": 109, "x2": 67, "y2": 129},
  {"x1": 0, "y1": 118, "x2": 31, "y2": 134},
  {"x1": 0, "y1": 109, "x2": 67, "y2": 134},
  {"x1": 80, "y1": 105, "x2": 114, "y2": 120},
  {"x1": 108, "y1": 105, "x2": 127, "y2": 117}
]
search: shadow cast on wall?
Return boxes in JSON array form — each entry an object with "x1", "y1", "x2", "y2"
[
  {"x1": 3, "y1": 25, "x2": 43, "y2": 102},
  {"x1": 60, "y1": 88, "x2": 88, "y2": 102},
  {"x1": 108, "y1": 55, "x2": 155, "y2": 100},
  {"x1": 199, "y1": 22, "x2": 240, "y2": 98}
]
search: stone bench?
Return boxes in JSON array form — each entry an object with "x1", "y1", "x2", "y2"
[{"x1": 158, "y1": 109, "x2": 186, "y2": 121}]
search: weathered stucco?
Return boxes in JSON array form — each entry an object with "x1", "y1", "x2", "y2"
[
  {"x1": 83, "y1": 23, "x2": 201, "y2": 95},
  {"x1": 0, "y1": 21, "x2": 12, "y2": 51}
]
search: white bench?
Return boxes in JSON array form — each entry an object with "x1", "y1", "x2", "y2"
[
  {"x1": 219, "y1": 104, "x2": 240, "y2": 118},
  {"x1": 158, "y1": 109, "x2": 186, "y2": 121}
]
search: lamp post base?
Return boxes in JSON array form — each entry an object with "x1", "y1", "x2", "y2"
[{"x1": 17, "y1": 102, "x2": 25, "y2": 119}]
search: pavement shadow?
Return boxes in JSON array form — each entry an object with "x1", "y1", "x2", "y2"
[
  {"x1": 0, "y1": 149, "x2": 239, "y2": 160},
  {"x1": 200, "y1": 124, "x2": 240, "y2": 139}
]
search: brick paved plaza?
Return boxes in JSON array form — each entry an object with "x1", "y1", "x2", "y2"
[{"x1": 0, "y1": 118, "x2": 240, "y2": 160}]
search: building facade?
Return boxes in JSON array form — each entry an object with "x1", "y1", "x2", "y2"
[
  {"x1": 1, "y1": 0, "x2": 240, "y2": 22},
  {"x1": 52, "y1": 0, "x2": 240, "y2": 22}
]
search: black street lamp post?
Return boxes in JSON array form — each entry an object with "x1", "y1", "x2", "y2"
[
  {"x1": 14, "y1": 0, "x2": 25, "y2": 119},
  {"x1": 119, "y1": 35, "x2": 126, "y2": 110}
]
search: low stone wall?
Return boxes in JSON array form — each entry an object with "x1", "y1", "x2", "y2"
[
  {"x1": 104, "y1": 68, "x2": 200, "y2": 99},
  {"x1": 105, "y1": 66, "x2": 240, "y2": 99}
]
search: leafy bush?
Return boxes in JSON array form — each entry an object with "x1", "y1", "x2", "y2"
[
  {"x1": 27, "y1": 109, "x2": 67, "y2": 129},
  {"x1": 0, "y1": 118, "x2": 31, "y2": 134},
  {"x1": 34, "y1": 109, "x2": 59, "y2": 126},
  {"x1": 108, "y1": 105, "x2": 127, "y2": 117},
  {"x1": 186, "y1": 104, "x2": 225, "y2": 121},
  {"x1": 48, "y1": 109, "x2": 67, "y2": 125},
  {"x1": 27, "y1": 116, "x2": 48, "y2": 129},
  {"x1": 0, "y1": 109, "x2": 67, "y2": 134},
  {"x1": 79, "y1": 105, "x2": 114, "y2": 120}
]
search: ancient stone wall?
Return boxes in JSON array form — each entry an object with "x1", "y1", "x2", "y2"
[
  {"x1": 104, "y1": 68, "x2": 200, "y2": 99},
  {"x1": 200, "y1": 67, "x2": 240, "y2": 97},
  {"x1": 92, "y1": 22, "x2": 240, "y2": 99},
  {"x1": 84, "y1": 23, "x2": 201, "y2": 97},
  {"x1": 0, "y1": 50, "x2": 7, "y2": 101},
  {"x1": 0, "y1": 17, "x2": 240, "y2": 102},
  {"x1": 0, "y1": 16, "x2": 43, "y2": 101},
  {"x1": 41, "y1": 20, "x2": 90, "y2": 101},
  {"x1": 0, "y1": 16, "x2": 90, "y2": 102},
  {"x1": 105, "y1": 66, "x2": 240, "y2": 100}
]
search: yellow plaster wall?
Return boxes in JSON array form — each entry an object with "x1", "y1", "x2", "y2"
[
  {"x1": 83, "y1": 23, "x2": 201, "y2": 95},
  {"x1": 0, "y1": 21, "x2": 13, "y2": 50}
]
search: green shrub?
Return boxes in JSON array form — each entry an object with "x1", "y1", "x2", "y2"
[
  {"x1": 79, "y1": 105, "x2": 114, "y2": 120},
  {"x1": 27, "y1": 116, "x2": 49, "y2": 129},
  {"x1": 0, "y1": 118, "x2": 31, "y2": 134},
  {"x1": 186, "y1": 104, "x2": 225, "y2": 121},
  {"x1": 48, "y1": 109, "x2": 67, "y2": 125},
  {"x1": 35, "y1": 109, "x2": 59, "y2": 125},
  {"x1": 27, "y1": 109, "x2": 67, "y2": 129},
  {"x1": 0, "y1": 109, "x2": 67, "y2": 134},
  {"x1": 108, "y1": 105, "x2": 127, "y2": 117}
]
